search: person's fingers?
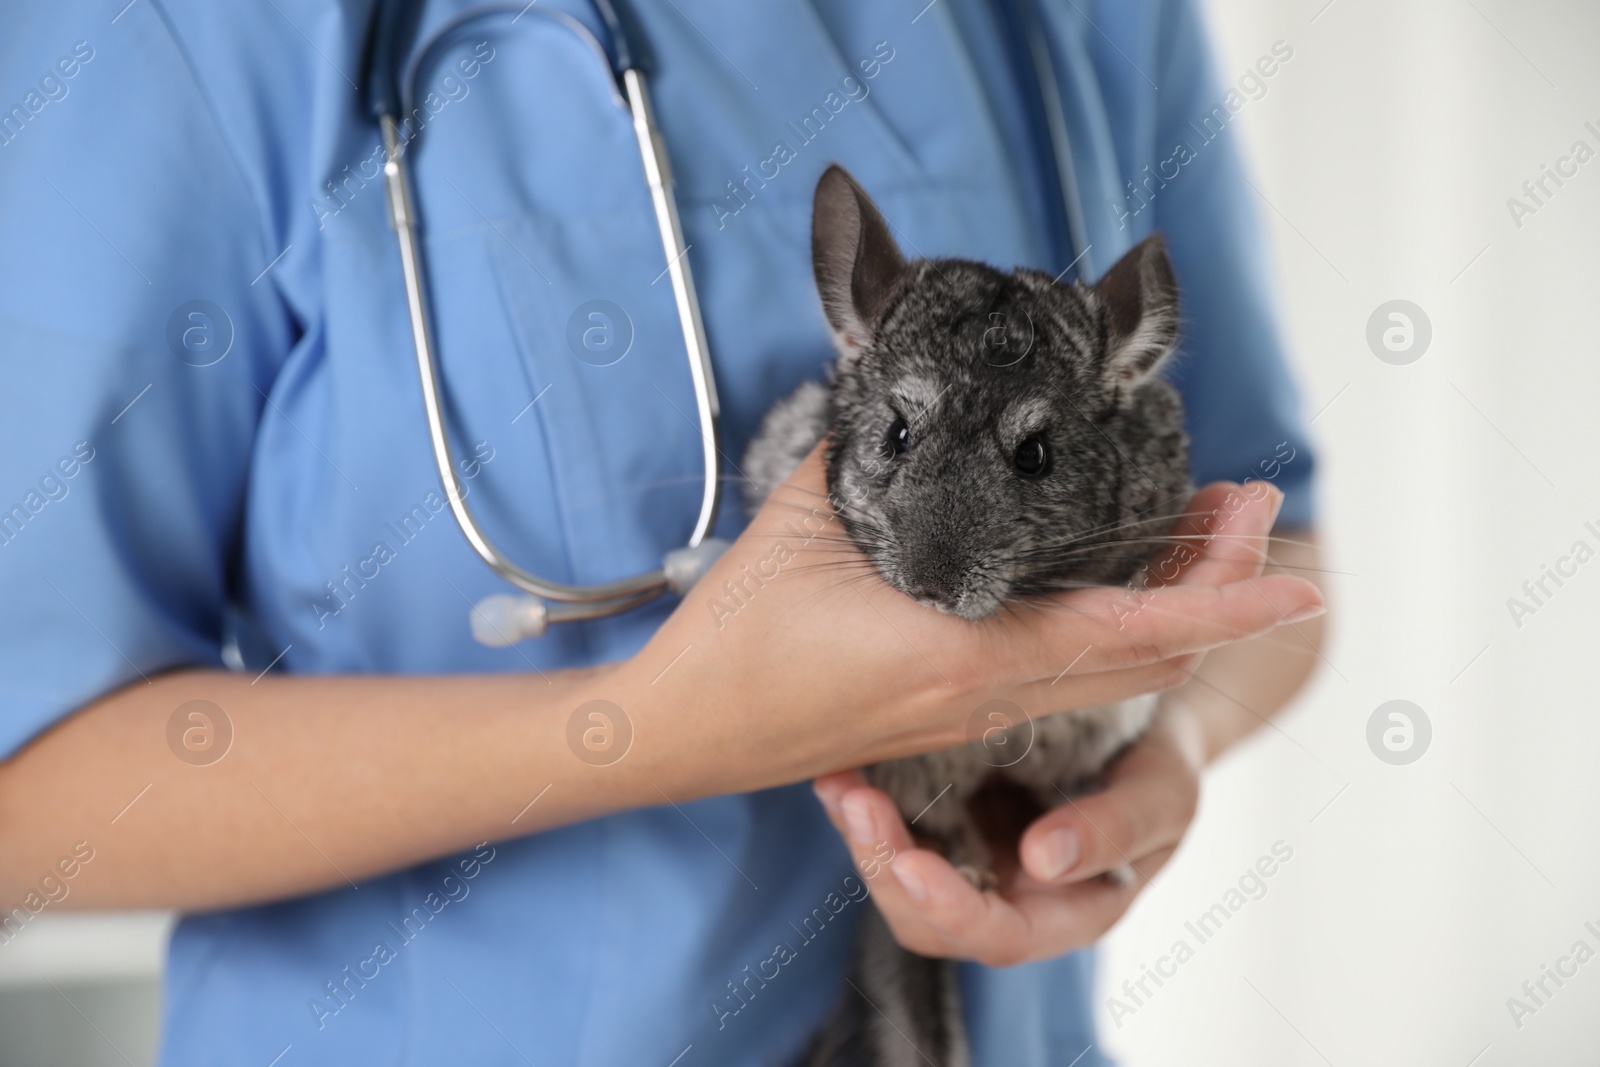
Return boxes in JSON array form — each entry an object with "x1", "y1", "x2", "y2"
[
  {"x1": 1013, "y1": 844, "x2": 1181, "y2": 898},
  {"x1": 1017, "y1": 722, "x2": 1200, "y2": 884},
  {"x1": 892, "y1": 844, "x2": 1152, "y2": 965},
  {"x1": 1009, "y1": 653, "x2": 1203, "y2": 713},
  {"x1": 812, "y1": 769, "x2": 868, "y2": 817},
  {"x1": 868, "y1": 843, "x2": 1015, "y2": 960},
  {"x1": 1148, "y1": 482, "x2": 1283, "y2": 590},
  {"x1": 818, "y1": 779, "x2": 1133, "y2": 965},
  {"x1": 812, "y1": 773, "x2": 921, "y2": 886},
  {"x1": 812, "y1": 778, "x2": 972, "y2": 952},
  {"x1": 1143, "y1": 482, "x2": 1243, "y2": 587},
  {"x1": 1002, "y1": 573, "x2": 1323, "y2": 682},
  {"x1": 813, "y1": 775, "x2": 1181, "y2": 965}
]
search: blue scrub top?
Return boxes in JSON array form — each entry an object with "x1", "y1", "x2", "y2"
[{"x1": 0, "y1": 1, "x2": 1314, "y2": 1064}]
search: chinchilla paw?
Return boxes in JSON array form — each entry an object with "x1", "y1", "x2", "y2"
[
  {"x1": 1104, "y1": 863, "x2": 1137, "y2": 888},
  {"x1": 955, "y1": 864, "x2": 1000, "y2": 891}
]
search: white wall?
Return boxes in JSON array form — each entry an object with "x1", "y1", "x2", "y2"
[{"x1": 1099, "y1": 2, "x2": 1600, "y2": 1065}]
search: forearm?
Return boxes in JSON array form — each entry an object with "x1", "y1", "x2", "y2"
[
  {"x1": 1165, "y1": 529, "x2": 1328, "y2": 762},
  {"x1": 0, "y1": 663, "x2": 676, "y2": 912},
  {"x1": 0, "y1": 480, "x2": 1322, "y2": 916}
]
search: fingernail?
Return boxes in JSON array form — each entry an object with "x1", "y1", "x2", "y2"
[
  {"x1": 1266, "y1": 485, "x2": 1285, "y2": 526},
  {"x1": 1029, "y1": 828, "x2": 1081, "y2": 881},
  {"x1": 812, "y1": 779, "x2": 844, "y2": 813},
  {"x1": 1282, "y1": 602, "x2": 1326, "y2": 624},
  {"x1": 841, "y1": 793, "x2": 876, "y2": 844},
  {"x1": 892, "y1": 862, "x2": 928, "y2": 901}
]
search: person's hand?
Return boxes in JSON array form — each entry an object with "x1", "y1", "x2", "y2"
[
  {"x1": 807, "y1": 479, "x2": 1287, "y2": 965},
  {"x1": 609, "y1": 445, "x2": 1320, "y2": 813},
  {"x1": 811, "y1": 704, "x2": 1205, "y2": 966}
]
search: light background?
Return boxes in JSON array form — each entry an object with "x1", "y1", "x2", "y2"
[
  {"x1": 4, "y1": 1, "x2": 1599, "y2": 1065},
  {"x1": 1099, "y1": 1, "x2": 1600, "y2": 1065}
]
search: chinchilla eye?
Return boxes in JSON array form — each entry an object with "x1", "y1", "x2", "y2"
[
  {"x1": 884, "y1": 415, "x2": 910, "y2": 457},
  {"x1": 1013, "y1": 434, "x2": 1049, "y2": 478}
]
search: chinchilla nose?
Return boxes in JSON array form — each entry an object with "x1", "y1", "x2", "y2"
[
  {"x1": 907, "y1": 586, "x2": 957, "y2": 612},
  {"x1": 900, "y1": 552, "x2": 969, "y2": 613}
]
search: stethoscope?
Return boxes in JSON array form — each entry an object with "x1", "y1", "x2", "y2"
[
  {"x1": 365, "y1": 0, "x2": 728, "y2": 646},
  {"x1": 361, "y1": 0, "x2": 1090, "y2": 647}
]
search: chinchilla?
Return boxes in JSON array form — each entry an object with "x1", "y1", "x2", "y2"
[{"x1": 742, "y1": 164, "x2": 1190, "y2": 1067}]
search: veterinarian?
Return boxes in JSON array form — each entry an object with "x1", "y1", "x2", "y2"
[{"x1": 0, "y1": 2, "x2": 1326, "y2": 1064}]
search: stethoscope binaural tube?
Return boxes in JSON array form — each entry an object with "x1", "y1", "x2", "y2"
[{"x1": 362, "y1": 0, "x2": 728, "y2": 644}]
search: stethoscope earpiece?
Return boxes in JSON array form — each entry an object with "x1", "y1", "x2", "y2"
[
  {"x1": 467, "y1": 539, "x2": 730, "y2": 648},
  {"x1": 662, "y1": 539, "x2": 731, "y2": 595},
  {"x1": 470, "y1": 595, "x2": 548, "y2": 647}
]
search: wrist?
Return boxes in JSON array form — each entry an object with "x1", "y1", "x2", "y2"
[{"x1": 566, "y1": 643, "x2": 714, "y2": 809}]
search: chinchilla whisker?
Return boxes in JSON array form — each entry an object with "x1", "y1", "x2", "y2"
[
  {"x1": 1243, "y1": 561, "x2": 1347, "y2": 576},
  {"x1": 738, "y1": 532, "x2": 868, "y2": 549},
  {"x1": 1044, "y1": 591, "x2": 1321, "y2": 642},
  {"x1": 764, "y1": 479, "x2": 832, "y2": 498},
  {"x1": 1178, "y1": 531, "x2": 1322, "y2": 550},
  {"x1": 790, "y1": 559, "x2": 881, "y2": 576},
  {"x1": 759, "y1": 499, "x2": 847, "y2": 519},
  {"x1": 1013, "y1": 531, "x2": 1288, "y2": 558},
  {"x1": 1017, "y1": 534, "x2": 1311, "y2": 563},
  {"x1": 1004, "y1": 542, "x2": 1171, "y2": 563},
  {"x1": 768, "y1": 570, "x2": 889, "y2": 623},
  {"x1": 1093, "y1": 531, "x2": 1322, "y2": 549},
  {"x1": 1052, "y1": 488, "x2": 1311, "y2": 546},
  {"x1": 1028, "y1": 526, "x2": 1301, "y2": 551},
  {"x1": 997, "y1": 594, "x2": 1086, "y2": 623},
  {"x1": 1044, "y1": 498, "x2": 1199, "y2": 542},
  {"x1": 998, "y1": 516, "x2": 1202, "y2": 556},
  {"x1": 1010, "y1": 550, "x2": 1342, "y2": 579},
  {"x1": 1062, "y1": 511, "x2": 1186, "y2": 539},
  {"x1": 1049, "y1": 535, "x2": 1336, "y2": 571},
  {"x1": 1023, "y1": 580, "x2": 1126, "y2": 596},
  {"x1": 991, "y1": 597, "x2": 1044, "y2": 631}
]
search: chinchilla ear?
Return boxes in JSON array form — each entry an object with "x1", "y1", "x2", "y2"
[
  {"x1": 1091, "y1": 234, "x2": 1179, "y2": 387},
  {"x1": 812, "y1": 164, "x2": 907, "y2": 360}
]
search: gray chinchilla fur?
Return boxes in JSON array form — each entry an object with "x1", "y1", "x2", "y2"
[{"x1": 742, "y1": 165, "x2": 1190, "y2": 1067}]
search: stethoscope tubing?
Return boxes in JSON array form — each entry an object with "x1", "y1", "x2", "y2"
[{"x1": 366, "y1": 0, "x2": 725, "y2": 631}]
